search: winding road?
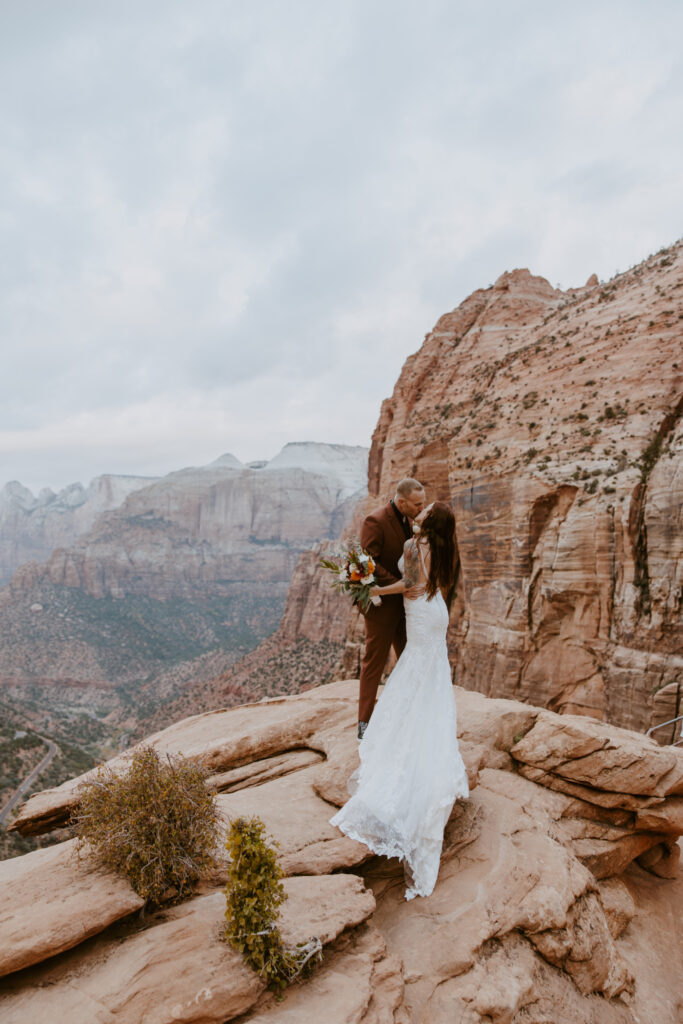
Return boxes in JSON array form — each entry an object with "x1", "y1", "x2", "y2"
[{"x1": 0, "y1": 737, "x2": 58, "y2": 828}]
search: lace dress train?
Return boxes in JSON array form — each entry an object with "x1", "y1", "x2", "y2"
[{"x1": 330, "y1": 588, "x2": 469, "y2": 900}]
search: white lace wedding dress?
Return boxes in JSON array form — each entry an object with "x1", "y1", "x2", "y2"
[{"x1": 330, "y1": 556, "x2": 469, "y2": 900}]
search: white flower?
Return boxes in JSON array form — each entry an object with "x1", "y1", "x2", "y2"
[
  {"x1": 370, "y1": 595, "x2": 382, "y2": 606},
  {"x1": 359, "y1": 554, "x2": 370, "y2": 563},
  {"x1": 349, "y1": 563, "x2": 359, "y2": 574},
  {"x1": 338, "y1": 569, "x2": 349, "y2": 582},
  {"x1": 360, "y1": 573, "x2": 374, "y2": 585}
]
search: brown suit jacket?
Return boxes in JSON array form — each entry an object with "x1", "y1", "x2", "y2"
[{"x1": 360, "y1": 502, "x2": 411, "y2": 592}]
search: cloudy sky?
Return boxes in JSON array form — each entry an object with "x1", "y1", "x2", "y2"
[{"x1": 2, "y1": 0, "x2": 682, "y2": 492}]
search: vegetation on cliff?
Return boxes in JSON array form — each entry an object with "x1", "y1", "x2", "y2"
[
  {"x1": 223, "y1": 816, "x2": 322, "y2": 992},
  {"x1": 73, "y1": 745, "x2": 219, "y2": 903}
]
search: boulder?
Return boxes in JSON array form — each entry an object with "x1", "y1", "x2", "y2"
[
  {"x1": 0, "y1": 839, "x2": 144, "y2": 978},
  {"x1": 216, "y1": 764, "x2": 370, "y2": 876},
  {"x1": 0, "y1": 875, "x2": 376, "y2": 1024},
  {"x1": 510, "y1": 712, "x2": 683, "y2": 796}
]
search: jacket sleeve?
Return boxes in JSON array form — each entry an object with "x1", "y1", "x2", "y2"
[{"x1": 360, "y1": 513, "x2": 400, "y2": 586}]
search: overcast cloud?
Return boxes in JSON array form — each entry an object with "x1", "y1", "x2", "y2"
[{"x1": 1, "y1": 0, "x2": 682, "y2": 492}]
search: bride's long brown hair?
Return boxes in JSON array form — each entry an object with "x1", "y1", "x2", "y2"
[{"x1": 418, "y1": 501, "x2": 458, "y2": 607}]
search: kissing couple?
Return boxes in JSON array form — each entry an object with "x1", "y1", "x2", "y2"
[{"x1": 330, "y1": 478, "x2": 469, "y2": 900}]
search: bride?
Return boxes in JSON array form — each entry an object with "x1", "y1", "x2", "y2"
[{"x1": 330, "y1": 501, "x2": 469, "y2": 900}]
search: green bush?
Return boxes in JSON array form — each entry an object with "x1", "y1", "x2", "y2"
[
  {"x1": 639, "y1": 433, "x2": 663, "y2": 481},
  {"x1": 223, "y1": 816, "x2": 322, "y2": 992},
  {"x1": 74, "y1": 745, "x2": 219, "y2": 903}
]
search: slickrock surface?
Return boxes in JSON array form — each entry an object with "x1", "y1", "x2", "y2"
[
  {"x1": 0, "y1": 838, "x2": 144, "y2": 977},
  {"x1": 0, "y1": 876, "x2": 375, "y2": 1024},
  {"x1": 216, "y1": 766, "x2": 370, "y2": 875},
  {"x1": 9, "y1": 682, "x2": 358, "y2": 835},
  {"x1": 2, "y1": 679, "x2": 683, "y2": 1023}
]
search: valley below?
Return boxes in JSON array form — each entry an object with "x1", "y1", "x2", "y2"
[{"x1": 0, "y1": 444, "x2": 367, "y2": 855}]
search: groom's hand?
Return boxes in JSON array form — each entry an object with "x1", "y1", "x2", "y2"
[{"x1": 404, "y1": 583, "x2": 426, "y2": 600}]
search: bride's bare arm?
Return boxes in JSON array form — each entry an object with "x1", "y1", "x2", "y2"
[
  {"x1": 403, "y1": 539, "x2": 426, "y2": 599},
  {"x1": 370, "y1": 579, "x2": 406, "y2": 596},
  {"x1": 402, "y1": 539, "x2": 420, "y2": 588}
]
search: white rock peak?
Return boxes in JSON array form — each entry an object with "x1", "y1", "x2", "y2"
[
  {"x1": 264, "y1": 443, "x2": 368, "y2": 497},
  {"x1": 200, "y1": 443, "x2": 368, "y2": 499}
]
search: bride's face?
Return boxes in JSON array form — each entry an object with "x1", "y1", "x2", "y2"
[{"x1": 415, "y1": 502, "x2": 433, "y2": 527}]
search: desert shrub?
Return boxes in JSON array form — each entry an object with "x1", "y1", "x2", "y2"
[
  {"x1": 223, "y1": 816, "x2": 322, "y2": 992},
  {"x1": 74, "y1": 745, "x2": 219, "y2": 903},
  {"x1": 639, "y1": 433, "x2": 663, "y2": 480}
]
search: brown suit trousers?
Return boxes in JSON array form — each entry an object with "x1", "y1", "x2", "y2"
[{"x1": 358, "y1": 502, "x2": 410, "y2": 723}]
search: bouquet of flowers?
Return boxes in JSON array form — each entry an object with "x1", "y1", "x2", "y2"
[{"x1": 320, "y1": 541, "x2": 382, "y2": 612}]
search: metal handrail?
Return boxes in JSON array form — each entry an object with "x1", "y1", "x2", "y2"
[{"x1": 646, "y1": 714, "x2": 683, "y2": 746}]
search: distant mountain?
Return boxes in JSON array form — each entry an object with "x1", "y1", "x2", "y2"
[
  {"x1": 0, "y1": 442, "x2": 367, "y2": 700},
  {"x1": 0, "y1": 474, "x2": 158, "y2": 585},
  {"x1": 0, "y1": 443, "x2": 368, "y2": 847}
]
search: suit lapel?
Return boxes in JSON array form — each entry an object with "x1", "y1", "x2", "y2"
[{"x1": 386, "y1": 503, "x2": 408, "y2": 548}]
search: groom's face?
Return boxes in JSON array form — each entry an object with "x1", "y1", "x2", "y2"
[{"x1": 398, "y1": 488, "x2": 426, "y2": 520}]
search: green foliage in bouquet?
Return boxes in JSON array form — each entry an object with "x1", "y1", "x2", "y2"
[
  {"x1": 223, "y1": 816, "x2": 322, "y2": 992},
  {"x1": 73, "y1": 745, "x2": 219, "y2": 903}
]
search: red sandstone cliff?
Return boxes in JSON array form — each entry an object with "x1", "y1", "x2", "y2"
[{"x1": 364, "y1": 243, "x2": 683, "y2": 735}]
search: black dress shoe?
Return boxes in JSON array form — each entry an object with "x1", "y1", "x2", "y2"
[{"x1": 357, "y1": 721, "x2": 369, "y2": 742}]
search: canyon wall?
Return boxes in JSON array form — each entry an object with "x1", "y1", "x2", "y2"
[{"x1": 361, "y1": 242, "x2": 682, "y2": 736}]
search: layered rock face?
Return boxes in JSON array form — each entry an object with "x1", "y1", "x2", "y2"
[
  {"x1": 2, "y1": 679, "x2": 683, "y2": 1023},
  {"x1": 0, "y1": 474, "x2": 158, "y2": 585},
  {"x1": 360, "y1": 242, "x2": 682, "y2": 735},
  {"x1": 0, "y1": 444, "x2": 367, "y2": 689}
]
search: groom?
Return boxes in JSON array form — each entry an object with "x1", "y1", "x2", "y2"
[{"x1": 357, "y1": 477, "x2": 426, "y2": 739}]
